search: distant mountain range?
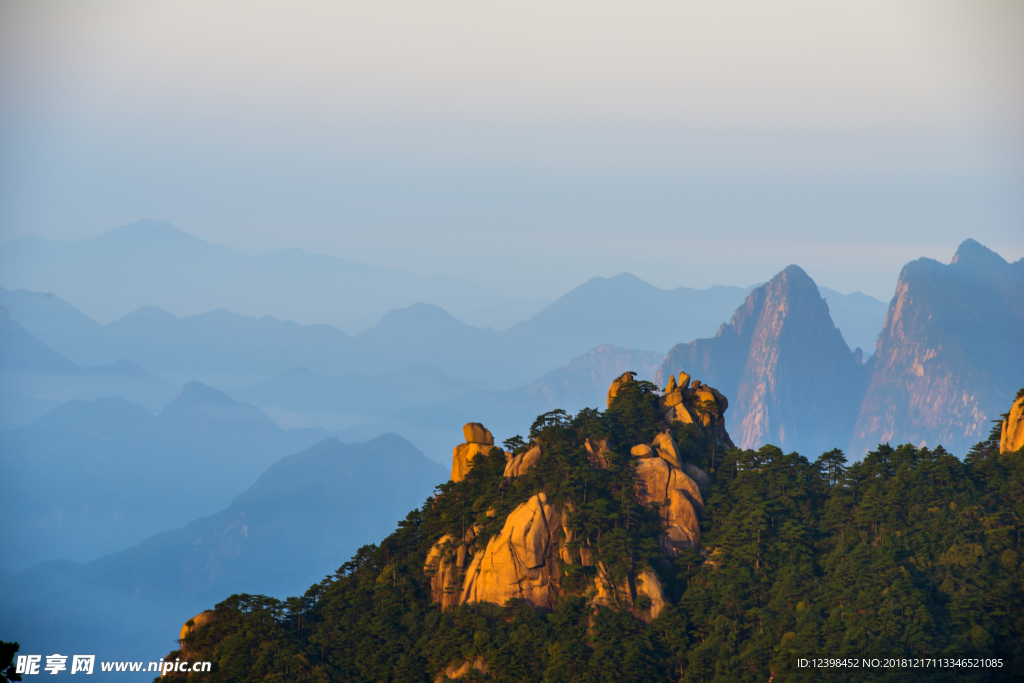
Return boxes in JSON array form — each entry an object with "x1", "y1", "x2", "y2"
[
  {"x1": 0, "y1": 382, "x2": 329, "y2": 573},
  {"x1": 1, "y1": 268, "x2": 881, "y2": 393},
  {"x1": 0, "y1": 310, "x2": 176, "y2": 429},
  {"x1": 335, "y1": 344, "x2": 666, "y2": 462},
  {"x1": 0, "y1": 220, "x2": 549, "y2": 333},
  {"x1": 0, "y1": 434, "x2": 446, "y2": 667},
  {"x1": 659, "y1": 240, "x2": 1023, "y2": 458}
]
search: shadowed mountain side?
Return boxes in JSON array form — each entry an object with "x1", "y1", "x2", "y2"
[
  {"x1": 658, "y1": 266, "x2": 868, "y2": 458},
  {"x1": 0, "y1": 220, "x2": 544, "y2": 334},
  {"x1": 232, "y1": 366, "x2": 489, "y2": 430},
  {"x1": 0, "y1": 310, "x2": 177, "y2": 429},
  {"x1": 0, "y1": 383, "x2": 328, "y2": 573},
  {"x1": 851, "y1": 239, "x2": 1024, "y2": 456},
  {"x1": 0, "y1": 288, "x2": 103, "y2": 360},
  {"x1": 0, "y1": 435, "x2": 447, "y2": 668},
  {"x1": 335, "y1": 345, "x2": 664, "y2": 464}
]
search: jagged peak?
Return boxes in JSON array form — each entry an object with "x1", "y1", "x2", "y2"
[
  {"x1": 773, "y1": 264, "x2": 818, "y2": 290},
  {"x1": 950, "y1": 239, "x2": 1007, "y2": 271}
]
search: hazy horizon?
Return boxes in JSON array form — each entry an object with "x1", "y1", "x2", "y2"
[{"x1": 2, "y1": 1, "x2": 1022, "y2": 303}]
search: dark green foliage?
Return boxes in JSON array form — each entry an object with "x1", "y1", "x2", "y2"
[
  {"x1": 0, "y1": 642, "x2": 21, "y2": 683},
  {"x1": 161, "y1": 383, "x2": 1024, "y2": 682}
]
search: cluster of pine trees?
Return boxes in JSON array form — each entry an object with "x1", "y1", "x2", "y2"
[{"x1": 162, "y1": 381, "x2": 1024, "y2": 682}]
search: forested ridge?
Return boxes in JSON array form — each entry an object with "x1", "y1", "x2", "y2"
[{"x1": 163, "y1": 382, "x2": 1024, "y2": 682}]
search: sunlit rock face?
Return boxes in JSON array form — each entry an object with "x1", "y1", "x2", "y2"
[
  {"x1": 852, "y1": 240, "x2": 1024, "y2": 456},
  {"x1": 1001, "y1": 395, "x2": 1024, "y2": 454},
  {"x1": 659, "y1": 265, "x2": 867, "y2": 458},
  {"x1": 451, "y1": 422, "x2": 496, "y2": 482},
  {"x1": 460, "y1": 492, "x2": 563, "y2": 610}
]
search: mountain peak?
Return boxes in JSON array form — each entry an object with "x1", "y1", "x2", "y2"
[
  {"x1": 950, "y1": 239, "x2": 1007, "y2": 271},
  {"x1": 162, "y1": 381, "x2": 246, "y2": 414},
  {"x1": 776, "y1": 264, "x2": 815, "y2": 288},
  {"x1": 366, "y1": 302, "x2": 477, "y2": 336}
]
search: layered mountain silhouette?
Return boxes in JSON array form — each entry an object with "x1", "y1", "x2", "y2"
[
  {"x1": 1, "y1": 271, "x2": 755, "y2": 388},
  {"x1": 0, "y1": 383, "x2": 328, "y2": 572},
  {"x1": 658, "y1": 265, "x2": 868, "y2": 457},
  {"x1": 0, "y1": 220, "x2": 548, "y2": 333},
  {"x1": 851, "y1": 239, "x2": 1024, "y2": 455},
  {"x1": 0, "y1": 434, "x2": 446, "y2": 666},
  {"x1": 234, "y1": 366, "x2": 487, "y2": 430},
  {"x1": 336, "y1": 344, "x2": 665, "y2": 462},
  {"x1": 0, "y1": 309, "x2": 176, "y2": 429}
]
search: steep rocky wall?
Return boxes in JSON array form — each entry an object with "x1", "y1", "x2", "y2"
[
  {"x1": 659, "y1": 265, "x2": 868, "y2": 458},
  {"x1": 1000, "y1": 394, "x2": 1024, "y2": 454},
  {"x1": 852, "y1": 241, "x2": 1024, "y2": 456}
]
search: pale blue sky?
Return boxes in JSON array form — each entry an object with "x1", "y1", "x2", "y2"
[{"x1": 1, "y1": 0, "x2": 1021, "y2": 301}]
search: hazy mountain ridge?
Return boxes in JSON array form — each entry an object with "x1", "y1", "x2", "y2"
[
  {"x1": 335, "y1": 344, "x2": 665, "y2": 462},
  {"x1": 1, "y1": 268, "x2": 758, "y2": 390},
  {"x1": 0, "y1": 309, "x2": 176, "y2": 429},
  {"x1": 233, "y1": 365, "x2": 489, "y2": 431},
  {"x1": 0, "y1": 434, "x2": 446, "y2": 667},
  {"x1": 0, "y1": 220, "x2": 548, "y2": 333},
  {"x1": 0, "y1": 382, "x2": 329, "y2": 573}
]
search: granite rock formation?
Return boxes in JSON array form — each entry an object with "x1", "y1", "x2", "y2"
[
  {"x1": 177, "y1": 610, "x2": 216, "y2": 659},
  {"x1": 504, "y1": 443, "x2": 543, "y2": 477},
  {"x1": 1000, "y1": 393, "x2": 1024, "y2": 454},
  {"x1": 451, "y1": 423, "x2": 496, "y2": 482},
  {"x1": 658, "y1": 372, "x2": 736, "y2": 449},
  {"x1": 428, "y1": 376, "x2": 719, "y2": 623},
  {"x1": 658, "y1": 265, "x2": 868, "y2": 457},
  {"x1": 851, "y1": 240, "x2": 1024, "y2": 456}
]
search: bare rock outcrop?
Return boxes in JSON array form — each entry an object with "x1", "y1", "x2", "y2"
[
  {"x1": 659, "y1": 374, "x2": 735, "y2": 449},
  {"x1": 461, "y1": 492, "x2": 563, "y2": 609},
  {"x1": 463, "y1": 422, "x2": 494, "y2": 446},
  {"x1": 451, "y1": 423, "x2": 496, "y2": 482},
  {"x1": 1001, "y1": 394, "x2": 1024, "y2": 454},
  {"x1": 592, "y1": 563, "x2": 667, "y2": 623},
  {"x1": 630, "y1": 444, "x2": 654, "y2": 458},
  {"x1": 652, "y1": 430, "x2": 682, "y2": 468},
  {"x1": 504, "y1": 443, "x2": 543, "y2": 477},
  {"x1": 632, "y1": 453, "x2": 703, "y2": 554},
  {"x1": 606, "y1": 371, "x2": 635, "y2": 408},
  {"x1": 179, "y1": 611, "x2": 216, "y2": 653},
  {"x1": 424, "y1": 534, "x2": 462, "y2": 609},
  {"x1": 585, "y1": 438, "x2": 612, "y2": 469},
  {"x1": 434, "y1": 657, "x2": 490, "y2": 682}
]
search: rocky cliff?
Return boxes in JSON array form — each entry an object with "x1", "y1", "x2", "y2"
[
  {"x1": 423, "y1": 373, "x2": 721, "y2": 625},
  {"x1": 851, "y1": 240, "x2": 1024, "y2": 456},
  {"x1": 999, "y1": 391, "x2": 1024, "y2": 454},
  {"x1": 657, "y1": 265, "x2": 867, "y2": 457}
]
